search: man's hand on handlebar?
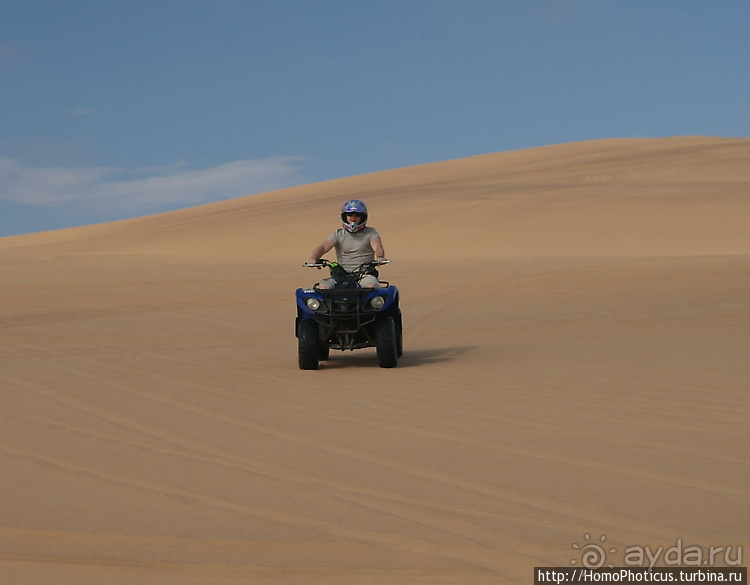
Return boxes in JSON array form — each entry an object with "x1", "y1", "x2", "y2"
[{"x1": 304, "y1": 258, "x2": 327, "y2": 269}]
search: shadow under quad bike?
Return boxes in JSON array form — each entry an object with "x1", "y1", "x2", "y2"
[{"x1": 295, "y1": 259, "x2": 403, "y2": 370}]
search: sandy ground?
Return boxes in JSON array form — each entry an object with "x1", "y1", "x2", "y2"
[{"x1": 0, "y1": 137, "x2": 748, "y2": 583}]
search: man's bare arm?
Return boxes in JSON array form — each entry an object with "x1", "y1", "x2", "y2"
[
  {"x1": 308, "y1": 239, "x2": 335, "y2": 264},
  {"x1": 370, "y1": 237, "x2": 386, "y2": 262}
]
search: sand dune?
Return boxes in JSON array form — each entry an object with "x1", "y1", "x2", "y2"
[
  {"x1": 0, "y1": 137, "x2": 748, "y2": 583},
  {"x1": 4, "y1": 136, "x2": 749, "y2": 259}
]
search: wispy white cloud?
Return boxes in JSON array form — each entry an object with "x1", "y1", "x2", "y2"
[
  {"x1": 0, "y1": 136, "x2": 91, "y2": 166},
  {"x1": 0, "y1": 157, "x2": 308, "y2": 216}
]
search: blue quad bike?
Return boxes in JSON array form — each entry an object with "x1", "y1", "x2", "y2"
[{"x1": 295, "y1": 259, "x2": 403, "y2": 369}]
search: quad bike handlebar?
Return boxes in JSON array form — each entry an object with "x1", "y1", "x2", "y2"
[
  {"x1": 302, "y1": 259, "x2": 390, "y2": 271},
  {"x1": 302, "y1": 259, "x2": 391, "y2": 289}
]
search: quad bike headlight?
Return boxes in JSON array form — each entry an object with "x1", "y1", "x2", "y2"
[
  {"x1": 370, "y1": 295, "x2": 385, "y2": 309},
  {"x1": 306, "y1": 298, "x2": 321, "y2": 311}
]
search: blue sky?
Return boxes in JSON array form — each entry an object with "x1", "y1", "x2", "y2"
[{"x1": 1, "y1": 0, "x2": 748, "y2": 237}]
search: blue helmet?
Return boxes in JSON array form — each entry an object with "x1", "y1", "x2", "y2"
[{"x1": 340, "y1": 199, "x2": 368, "y2": 233}]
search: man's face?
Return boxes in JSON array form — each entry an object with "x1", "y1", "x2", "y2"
[{"x1": 346, "y1": 212, "x2": 363, "y2": 224}]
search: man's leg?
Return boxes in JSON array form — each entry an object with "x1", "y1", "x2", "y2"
[{"x1": 360, "y1": 275, "x2": 381, "y2": 289}]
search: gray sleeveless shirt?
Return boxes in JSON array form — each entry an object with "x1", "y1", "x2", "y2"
[{"x1": 327, "y1": 226, "x2": 380, "y2": 271}]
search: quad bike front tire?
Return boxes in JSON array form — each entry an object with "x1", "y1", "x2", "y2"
[
  {"x1": 376, "y1": 316, "x2": 398, "y2": 368},
  {"x1": 318, "y1": 344, "x2": 330, "y2": 361},
  {"x1": 298, "y1": 319, "x2": 320, "y2": 370}
]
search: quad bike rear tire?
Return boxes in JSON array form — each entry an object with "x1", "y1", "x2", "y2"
[
  {"x1": 318, "y1": 344, "x2": 330, "y2": 361},
  {"x1": 376, "y1": 316, "x2": 398, "y2": 368},
  {"x1": 396, "y1": 310, "x2": 403, "y2": 358},
  {"x1": 298, "y1": 319, "x2": 320, "y2": 370}
]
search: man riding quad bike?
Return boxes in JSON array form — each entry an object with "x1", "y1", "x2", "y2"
[{"x1": 295, "y1": 259, "x2": 403, "y2": 369}]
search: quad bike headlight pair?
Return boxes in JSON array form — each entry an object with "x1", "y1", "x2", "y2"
[{"x1": 307, "y1": 296, "x2": 384, "y2": 311}]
